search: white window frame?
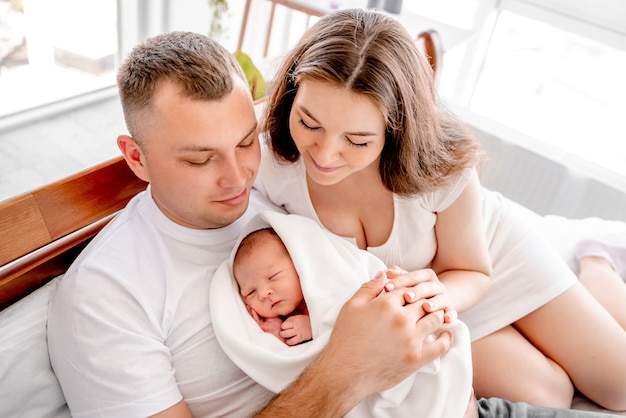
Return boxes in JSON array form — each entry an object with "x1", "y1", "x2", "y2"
[
  {"x1": 0, "y1": 0, "x2": 169, "y2": 132},
  {"x1": 441, "y1": 0, "x2": 626, "y2": 192}
]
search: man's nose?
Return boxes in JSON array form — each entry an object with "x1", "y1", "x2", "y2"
[{"x1": 218, "y1": 154, "x2": 246, "y2": 188}]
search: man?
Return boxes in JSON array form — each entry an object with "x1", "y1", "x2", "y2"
[
  {"x1": 47, "y1": 31, "x2": 619, "y2": 418},
  {"x1": 47, "y1": 31, "x2": 454, "y2": 418}
]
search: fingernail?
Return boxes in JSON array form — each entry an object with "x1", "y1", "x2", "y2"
[
  {"x1": 384, "y1": 283, "x2": 395, "y2": 292},
  {"x1": 407, "y1": 291, "x2": 416, "y2": 301}
]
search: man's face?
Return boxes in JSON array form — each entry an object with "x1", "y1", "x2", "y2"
[{"x1": 137, "y1": 77, "x2": 260, "y2": 229}]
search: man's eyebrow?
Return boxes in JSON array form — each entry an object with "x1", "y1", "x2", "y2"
[
  {"x1": 297, "y1": 104, "x2": 379, "y2": 137},
  {"x1": 176, "y1": 124, "x2": 258, "y2": 153}
]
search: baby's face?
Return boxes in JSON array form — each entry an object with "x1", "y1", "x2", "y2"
[{"x1": 234, "y1": 232, "x2": 303, "y2": 318}]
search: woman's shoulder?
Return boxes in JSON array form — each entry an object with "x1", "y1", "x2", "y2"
[{"x1": 405, "y1": 167, "x2": 477, "y2": 212}]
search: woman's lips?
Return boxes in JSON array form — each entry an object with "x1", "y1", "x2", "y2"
[{"x1": 310, "y1": 154, "x2": 342, "y2": 173}]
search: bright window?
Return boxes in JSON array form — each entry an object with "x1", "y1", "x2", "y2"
[
  {"x1": 0, "y1": 0, "x2": 624, "y2": 189},
  {"x1": 469, "y1": 10, "x2": 626, "y2": 176},
  {"x1": 0, "y1": 0, "x2": 117, "y2": 117}
]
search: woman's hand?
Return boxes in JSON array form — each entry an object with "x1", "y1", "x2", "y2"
[{"x1": 384, "y1": 266, "x2": 457, "y2": 323}]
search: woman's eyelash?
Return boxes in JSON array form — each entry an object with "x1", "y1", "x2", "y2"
[
  {"x1": 347, "y1": 138, "x2": 368, "y2": 147},
  {"x1": 299, "y1": 119, "x2": 368, "y2": 147},
  {"x1": 298, "y1": 119, "x2": 318, "y2": 130}
]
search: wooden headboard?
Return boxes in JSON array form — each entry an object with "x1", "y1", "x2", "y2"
[{"x1": 0, "y1": 157, "x2": 147, "y2": 311}]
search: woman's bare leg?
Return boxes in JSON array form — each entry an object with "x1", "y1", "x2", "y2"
[
  {"x1": 515, "y1": 282, "x2": 626, "y2": 411},
  {"x1": 472, "y1": 325, "x2": 573, "y2": 408},
  {"x1": 578, "y1": 256, "x2": 626, "y2": 330}
]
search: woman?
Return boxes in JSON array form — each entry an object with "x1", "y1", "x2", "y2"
[{"x1": 255, "y1": 8, "x2": 626, "y2": 410}]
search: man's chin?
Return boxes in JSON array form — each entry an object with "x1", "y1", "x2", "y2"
[
  {"x1": 210, "y1": 199, "x2": 249, "y2": 228},
  {"x1": 221, "y1": 208, "x2": 247, "y2": 227}
]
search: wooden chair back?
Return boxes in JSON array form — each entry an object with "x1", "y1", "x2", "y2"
[
  {"x1": 416, "y1": 29, "x2": 444, "y2": 85},
  {"x1": 0, "y1": 157, "x2": 147, "y2": 311}
]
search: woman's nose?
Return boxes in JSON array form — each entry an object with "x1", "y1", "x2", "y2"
[{"x1": 314, "y1": 136, "x2": 339, "y2": 166}]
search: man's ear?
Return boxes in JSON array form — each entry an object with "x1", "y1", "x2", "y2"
[{"x1": 117, "y1": 134, "x2": 149, "y2": 183}]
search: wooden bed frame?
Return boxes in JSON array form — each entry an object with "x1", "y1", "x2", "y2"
[
  {"x1": 0, "y1": 29, "x2": 442, "y2": 313},
  {"x1": 0, "y1": 157, "x2": 147, "y2": 311}
]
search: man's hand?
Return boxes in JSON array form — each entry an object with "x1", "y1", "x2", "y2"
[
  {"x1": 319, "y1": 270, "x2": 452, "y2": 401},
  {"x1": 255, "y1": 271, "x2": 453, "y2": 417}
]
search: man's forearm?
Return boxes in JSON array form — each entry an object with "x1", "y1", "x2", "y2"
[{"x1": 254, "y1": 348, "x2": 362, "y2": 417}]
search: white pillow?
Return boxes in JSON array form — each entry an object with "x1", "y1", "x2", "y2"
[{"x1": 0, "y1": 276, "x2": 70, "y2": 417}]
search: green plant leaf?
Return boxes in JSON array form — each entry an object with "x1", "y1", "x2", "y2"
[{"x1": 233, "y1": 49, "x2": 266, "y2": 100}]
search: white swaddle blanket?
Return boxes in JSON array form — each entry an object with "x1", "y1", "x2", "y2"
[{"x1": 210, "y1": 211, "x2": 473, "y2": 417}]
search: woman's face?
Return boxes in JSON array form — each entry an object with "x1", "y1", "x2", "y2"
[{"x1": 288, "y1": 80, "x2": 386, "y2": 186}]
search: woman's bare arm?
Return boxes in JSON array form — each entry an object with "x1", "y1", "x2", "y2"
[{"x1": 432, "y1": 171, "x2": 492, "y2": 314}]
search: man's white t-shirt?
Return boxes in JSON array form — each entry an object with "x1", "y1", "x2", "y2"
[{"x1": 47, "y1": 186, "x2": 281, "y2": 417}]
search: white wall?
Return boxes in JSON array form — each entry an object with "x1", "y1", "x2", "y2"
[{"x1": 477, "y1": 127, "x2": 626, "y2": 222}]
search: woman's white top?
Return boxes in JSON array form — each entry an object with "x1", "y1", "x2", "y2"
[{"x1": 255, "y1": 147, "x2": 577, "y2": 341}]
